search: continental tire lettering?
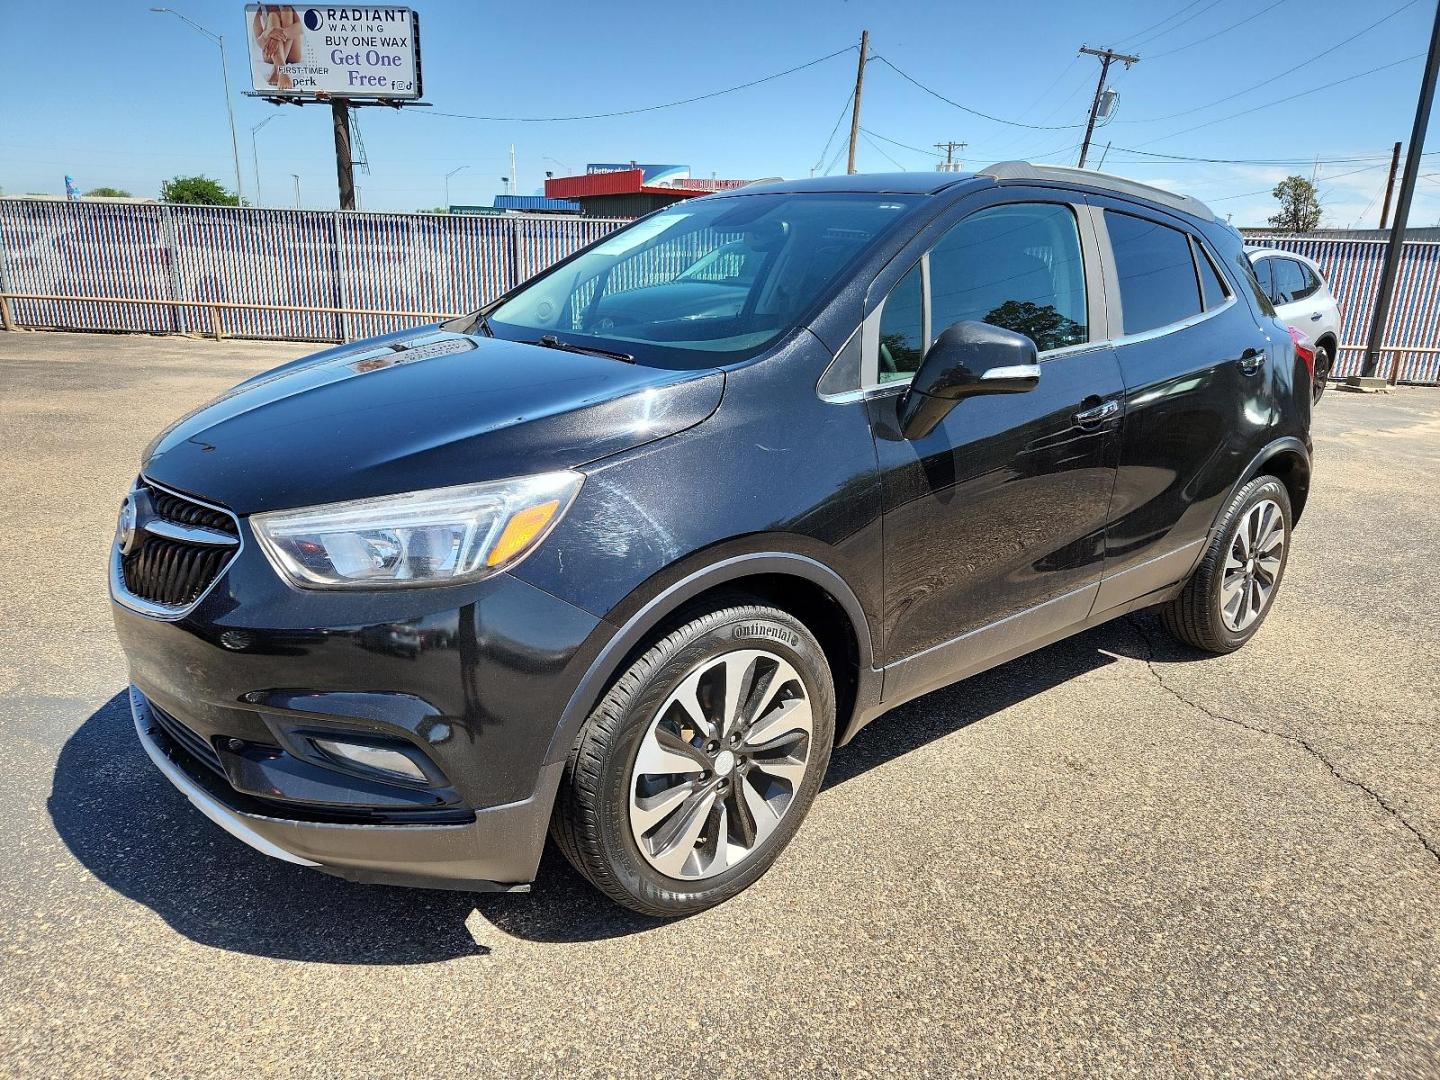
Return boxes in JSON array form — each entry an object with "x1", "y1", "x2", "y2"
[{"x1": 731, "y1": 623, "x2": 800, "y2": 648}]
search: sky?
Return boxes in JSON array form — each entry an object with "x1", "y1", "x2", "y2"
[{"x1": 4, "y1": 0, "x2": 1439, "y2": 228}]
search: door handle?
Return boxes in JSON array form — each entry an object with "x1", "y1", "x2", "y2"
[
  {"x1": 1237, "y1": 348, "x2": 1265, "y2": 375},
  {"x1": 1310, "y1": 312, "x2": 1322, "y2": 321},
  {"x1": 1073, "y1": 399, "x2": 1120, "y2": 428}
]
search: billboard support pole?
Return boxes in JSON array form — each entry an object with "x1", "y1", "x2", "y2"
[{"x1": 332, "y1": 100, "x2": 356, "y2": 212}]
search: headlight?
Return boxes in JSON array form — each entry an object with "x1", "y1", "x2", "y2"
[{"x1": 251, "y1": 471, "x2": 582, "y2": 589}]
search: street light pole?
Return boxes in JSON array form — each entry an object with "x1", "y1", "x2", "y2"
[
  {"x1": 445, "y1": 165, "x2": 469, "y2": 209},
  {"x1": 291, "y1": 174, "x2": 301, "y2": 209},
  {"x1": 151, "y1": 8, "x2": 246, "y2": 205},
  {"x1": 250, "y1": 115, "x2": 278, "y2": 207}
]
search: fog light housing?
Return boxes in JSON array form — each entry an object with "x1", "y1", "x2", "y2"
[{"x1": 311, "y1": 737, "x2": 429, "y2": 783}]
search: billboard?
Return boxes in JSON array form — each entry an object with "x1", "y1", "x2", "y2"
[
  {"x1": 244, "y1": 6, "x2": 422, "y2": 100},
  {"x1": 586, "y1": 164, "x2": 690, "y2": 186}
]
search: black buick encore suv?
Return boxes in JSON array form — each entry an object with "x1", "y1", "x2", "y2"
[{"x1": 112, "y1": 164, "x2": 1312, "y2": 916}]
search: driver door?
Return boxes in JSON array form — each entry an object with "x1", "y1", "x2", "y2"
[{"x1": 867, "y1": 191, "x2": 1125, "y2": 701}]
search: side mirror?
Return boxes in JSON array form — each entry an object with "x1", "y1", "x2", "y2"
[{"x1": 897, "y1": 320, "x2": 1040, "y2": 440}]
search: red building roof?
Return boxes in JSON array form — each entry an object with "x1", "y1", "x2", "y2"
[{"x1": 545, "y1": 169, "x2": 748, "y2": 200}]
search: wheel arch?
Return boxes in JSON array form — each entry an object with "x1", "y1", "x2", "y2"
[
  {"x1": 543, "y1": 552, "x2": 881, "y2": 769},
  {"x1": 1237, "y1": 436, "x2": 1311, "y2": 525}
]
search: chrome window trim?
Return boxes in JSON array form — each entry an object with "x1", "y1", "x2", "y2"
[
  {"x1": 1103, "y1": 293, "x2": 1237, "y2": 350},
  {"x1": 110, "y1": 478, "x2": 244, "y2": 622}
]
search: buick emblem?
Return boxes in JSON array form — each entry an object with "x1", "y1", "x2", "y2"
[{"x1": 116, "y1": 496, "x2": 139, "y2": 555}]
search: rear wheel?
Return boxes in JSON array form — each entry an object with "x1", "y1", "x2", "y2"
[
  {"x1": 1313, "y1": 343, "x2": 1333, "y2": 402},
  {"x1": 551, "y1": 603, "x2": 835, "y2": 917},
  {"x1": 1160, "y1": 476, "x2": 1292, "y2": 653}
]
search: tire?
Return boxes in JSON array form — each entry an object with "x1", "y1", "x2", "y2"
[
  {"x1": 1313, "y1": 343, "x2": 1332, "y2": 403},
  {"x1": 551, "y1": 603, "x2": 836, "y2": 917},
  {"x1": 1160, "y1": 475, "x2": 1292, "y2": 654}
]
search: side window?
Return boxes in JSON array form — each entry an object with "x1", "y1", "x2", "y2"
[
  {"x1": 1272, "y1": 258, "x2": 1307, "y2": 305},
  {"x1": 928, "y1": 203, "x2": 1088, "y2": 352},
  {"x1": 1291, "y1": 261, "x2": 1322, "y2": 301},
  {"x1": 1237, "y1": 254, "x2": 1277, "y2": 316},
  {"x1": 1104, "y1": 210, "x2": 1202, "y2": 335},
  {"x1": 1251, "y1": 256, "x2": 1276, "y2": 303},
  {"x1": 877, "y1": 263, "x2": 924, "y2": 383},
  {"x1": 1192, "y1": 238, "x2": 1230, "y2": 311}
]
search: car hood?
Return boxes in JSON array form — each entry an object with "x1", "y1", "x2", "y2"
[{"x1": 141, "y1": 326, "x2": 725, "y2": 514}]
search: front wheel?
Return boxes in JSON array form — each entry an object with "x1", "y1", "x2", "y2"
[
  {"x1": 550, "y1": 603, "x2": 835, "y2": 917},
  {"x1": 1160, "y1": 476, "x2": 1292, "y2": 653}
]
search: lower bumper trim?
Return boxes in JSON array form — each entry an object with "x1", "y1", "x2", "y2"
[
  {"x1": 131, "y1": 687, "x2": 319, "y2": 867},
  {"x1": 129, "y1": 686, "x2": 561, "y2": 890}
]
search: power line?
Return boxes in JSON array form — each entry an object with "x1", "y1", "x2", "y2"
[
  {"x1": 859, "y1": 128, "x2": 942, "y2": 157},
  {"x1": 859, "y1": 131, "x2": 908, "y2": 170},
  {"x1": 1099, "y1": 146, "x2": 1438, "y2": 165},
  {"x1": 1133, "y1": 52, "x2": 1424, "y2": 147},
  {"x1": 870, "y1": 54, "x2": 1089, "y2": 130},
  {"x1": 421, "y1": 45, "x2": 856, "y2": 123},
  {"x1": 1114, "y1": 0, "x2": 1211, "y2": 46},
  {"x1": 1124, "y1": 0, "x2": 1421, "y2": 122},
  {"x1": 1127, "y1": 0, "x2": 1227, "y2": 47},
  {"x1": 1146, "y1": 0, "x2": 1290, "y2": 59},
  {"x1": 814, "y1": 87, "x2": 857, "y2": 174}
]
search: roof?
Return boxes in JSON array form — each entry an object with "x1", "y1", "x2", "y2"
[
  {"x1": 493, "y1": 194, "x2": 582, "y2": 212},
  {"x1": 736, "y1": 172, "x2": 977, "y2": 195},
  {"x1": 546, "y1": 169, "x2": 750, "y2": 200},
  {"x1": 728, "y1": 165, "x2": 1216, "y2": 221},
  {"x1": 978, "y1": 161, "x2": 1217, "y2": 221}
]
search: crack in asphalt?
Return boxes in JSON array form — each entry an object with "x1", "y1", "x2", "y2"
[{"x1": 1123, "y1": 615, "x2": 1440, "y2": 871}]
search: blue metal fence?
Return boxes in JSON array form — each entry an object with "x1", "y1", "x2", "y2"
[
  {"x1": 1243, "y1": 234, "x2": 1440, "y2": 384},
  {"x1": 0, "y1": 200, "x2": 626, "y2": 343},
  {"x1": 1, "y1": 200, "x2": 1438, "y2": 384}
]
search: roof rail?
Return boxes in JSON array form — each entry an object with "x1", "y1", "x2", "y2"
[{"x1": 978, "y1": 161, "x2": 1217, "y2": 222}]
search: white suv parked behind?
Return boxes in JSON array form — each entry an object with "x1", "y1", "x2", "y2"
[{"x1": 1248, "y1": 248, "x2": 1342, "y2": 400}]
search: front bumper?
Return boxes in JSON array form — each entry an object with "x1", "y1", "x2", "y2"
[
  {"x1": 111, "y1": 507, "x2": 613, "y2": 891},
  {"x1": 131, "y1": 686, "x2": 563, "y2": 890}
]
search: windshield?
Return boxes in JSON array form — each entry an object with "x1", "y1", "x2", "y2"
[{"x1": 485, "y1": 192, "x2": 920, "y2": 367}]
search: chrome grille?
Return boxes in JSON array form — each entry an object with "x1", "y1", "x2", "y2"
[{"x1": 117, "y1": 482, "x2": 240, "y2": 614}]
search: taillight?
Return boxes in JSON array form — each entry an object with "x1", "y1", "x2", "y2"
[{"x1": 1288, "y1": 325, "x2": 1315, "y2": 380}]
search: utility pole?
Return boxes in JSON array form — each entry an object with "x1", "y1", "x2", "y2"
[
  {"x1": 846, "y1": 30, "x2": 869, "y2": 175},
  {"x1": 509, "y1": 145, "x2": 518, "y2": 194},
  {"x1": 1077, "y1": 45, "x2": 1139, "y2": 169},
  {"x1": 331, "y1": 100, "x2": 355, "y2": 211},
  {"x1": 1361, "y1": 0, "x2": 1440, "y2": 380},
  {"x1": 934, "y1": 140, "x2": 967, "y2": 172},
  {"x1": 291, "y1": 174, "x2": 301, "y2": 209},
  {"x1": 1379, "y1": 141, "x2": 1402, "y2": 230}
]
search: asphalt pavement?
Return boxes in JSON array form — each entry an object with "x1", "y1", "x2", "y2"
[{"x1": 2, "y1": 330, "x2": 1437, "y2": 1078}]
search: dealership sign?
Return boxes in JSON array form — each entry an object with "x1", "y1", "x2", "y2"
[{"x1": 244, "y1": 6, "x2": 422, "y2": 100}]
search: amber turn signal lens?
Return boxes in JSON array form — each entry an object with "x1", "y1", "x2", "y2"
[{"x1": 487, "y1": 499, "x2": 562, "y2": 567}]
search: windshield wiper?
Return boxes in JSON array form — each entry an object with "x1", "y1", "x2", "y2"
[{"x1": 529, "y1": 335, "x2": 635, "y2": 363}]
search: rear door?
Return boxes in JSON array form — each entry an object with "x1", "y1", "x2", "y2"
[
  {"x1": 1089, "y1": 198, "x2": 1273, "y2": 609},
  {"x1": 865, "y1": 188, "x2": 1125, "y2": 699}
]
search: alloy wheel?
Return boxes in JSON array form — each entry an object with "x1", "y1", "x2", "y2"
[
  {"x1": 628, "y1": 649, "x2": 813, "y2": 881},
  {"x1": 1220, "y1": 498, "x2": 1285, "y2": 632}
]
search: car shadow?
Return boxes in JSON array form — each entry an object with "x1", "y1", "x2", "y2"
[{"x1": 51, "y1": 619, "x2": 1148, "y2": 957}]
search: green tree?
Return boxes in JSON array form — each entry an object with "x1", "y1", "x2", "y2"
[
  {"x1": 1268, "y1": 176, "x2": 1322, "y2": 233},
  {"x1": 983, "y1": 300, "x2": 1085, "y2": 353},
  {"x1": 159, "y1": 175, "x2": 239, "y2": 206},
  {"x1": 84, "y1": 186, "x2": 133, "y2": 198}
]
